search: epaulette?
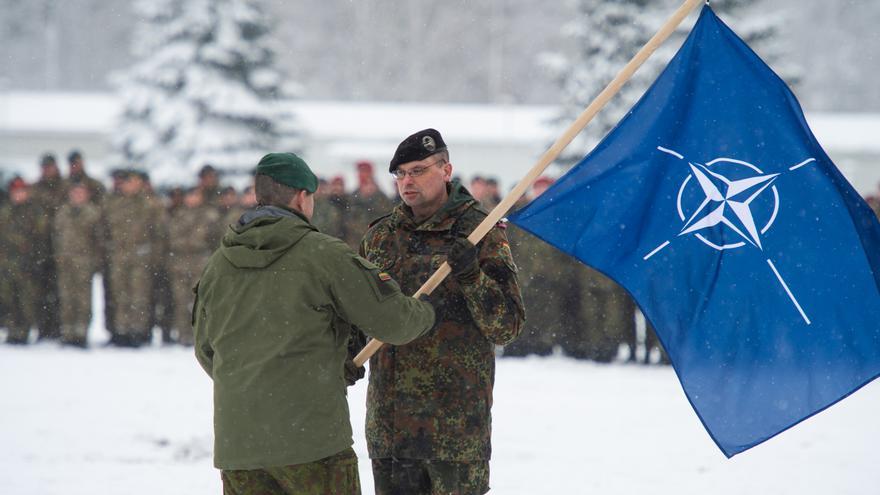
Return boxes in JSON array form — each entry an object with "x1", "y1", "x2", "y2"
[{"x1": 367, "y1": 212, "x2": 393, "y2": 229}]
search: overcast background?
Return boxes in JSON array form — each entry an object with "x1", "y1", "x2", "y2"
[{"x1": 0, "y1": 0, "x2": 877, "y2": 111}]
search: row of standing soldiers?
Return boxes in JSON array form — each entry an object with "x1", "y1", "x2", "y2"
[
  {"x1": 0, "y1": 154, "x2": 254, "y2": 348},
  {"x1": 2, "y1": 153, "x2": 673, "y2": 362}
]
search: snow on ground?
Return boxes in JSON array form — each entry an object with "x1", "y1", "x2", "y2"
[{"x1": 1, "y1": 339, "x2": 878, "y2": 495}]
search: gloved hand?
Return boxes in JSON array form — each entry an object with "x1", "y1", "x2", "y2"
[
  {"x1": 344, "y1": 359, "x2": 365, "y2": 386},
  {"x1": 447, "y1": 237, "x2": 480, "y2": 283}
]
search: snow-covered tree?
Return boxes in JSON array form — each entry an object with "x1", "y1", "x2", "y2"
[
  {"x1": 112, "y1": 0, "x2": 301, "y2": 184},
  {"x1": 544, "y1": 0, "x2": 800, "y2": 165},
  {"x1": 542, "y1": 0, "x2": 664, "y2": 164},
  {"x1": 709, "y1": 0, "x2": 800, "y2": 87}
]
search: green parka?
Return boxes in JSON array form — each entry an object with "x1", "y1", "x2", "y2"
[{"x1": 194, "y1": 206, "x2": 435, "y2": 470}]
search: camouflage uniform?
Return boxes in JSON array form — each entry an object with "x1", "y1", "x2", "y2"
[
  {"x1": 221, "y1": 448, "x2": 360, "y2": 495},
  {"x1": 220, "y1": 205, "x2": 245, "y2": 235},
  {"x1": 145, "y1": 190, "x2": 172, "y2": 344},
  {"x1": 104, "y1": 191, "x2": 167, "y2": 344},
  {"x1": 566, "y1": 266, "x2": 635, "y2": 362},
  {"x1": 99, "y1": 192, "x2": 120, "y2": 340},
  {"x1": 168, "y1": 204, "x2": 220, "y2": 345},
  {"x1": 0, "y1": 200, "x2": 48, "y2": 343},
  {"x1": 311, "y1": 194, "x2": 348, "y2": 240},
  {"x1": 345, "y1": 190, "x2": 393, "y2": 249},
  {"x1": 359, "y1": 181, "x2": 524, "y2": 493},
  {"x1": 503, "y1": 224, "x2": 576, "y2": 356},
  {"x1": 30, "y1": 176, "x2": 67, "y2": 339},
  {"x1": 53, "y1": 202, "x2": 104, "y2": 346}
]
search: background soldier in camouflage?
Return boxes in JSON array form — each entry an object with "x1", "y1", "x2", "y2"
[
  {"x1": 344, "y1": 161, "x2": 393, "y2": 249},
  {"x1": 168, "y1": 187, "x2": 220, "y2": 346},
  {"x1": 197, "y1": 164, "x2": 222, "y2": 206},
  {"x1": 311, "y1": 178, "x2": 346, "y2": 238},
  {"x1": 360, "y1": 129, "x2": 524, "y2": 495},
  {"x1": 66, "y1": 150, "x2": 105, "y2": 204},
  {"x1": 30, "y1": 153, "x2": 67, "y2": 340},
  {"x1": 53, "y1": 183, "x2": 104, "y2": 348},
  {"x1": 504, "y1": 177, "x2": 573, "y2": 357},
  {"x1": 103, "y1": 170, "x2": 167, "y2": 347},
  {"x1": 0, "y1": 178, "x2": 47, "y2": 344},
  {"x1": 327, "y1": 176, "x2": 352, "y2": 239},
  {"x1": 567, "y1": 267, "x2": 635, "y2": 362},
  {"x1": 218, "y1": 186, "x2": 244, "y2": 233}
]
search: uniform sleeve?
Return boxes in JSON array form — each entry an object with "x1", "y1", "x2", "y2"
[
  {"x1": 458, "y1": 225, "x2": 525, "y2": 345},
  {"x1": 192, "y1": 281, "x2": 214, "y2": 379},
  {"x1": 329, "y1": 245, "x2": 435, "y2": 346}
]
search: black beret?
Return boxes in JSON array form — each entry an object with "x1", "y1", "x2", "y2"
[{"x1": 389, "y1": 128, "x2": 447, "y2": 172}]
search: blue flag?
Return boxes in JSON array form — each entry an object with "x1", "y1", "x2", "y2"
[{"x1": 509, "y1": 6, "x2": 880, "y2": 457}]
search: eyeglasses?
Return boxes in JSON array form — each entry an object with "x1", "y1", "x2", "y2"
[{"x1": 391, "y1": 159, "x2": 446, "y2": 180}]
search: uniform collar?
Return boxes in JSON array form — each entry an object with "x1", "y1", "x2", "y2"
[{"x1": 391, "y1": 180, "x2": 478, "y2": 232}]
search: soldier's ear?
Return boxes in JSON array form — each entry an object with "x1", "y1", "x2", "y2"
[{"x1": 443, "y1": 162, "x2": 453, "y2": 182}]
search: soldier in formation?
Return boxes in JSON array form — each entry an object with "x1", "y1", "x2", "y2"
[
  {"x1": 103, "y1": 170, "x2": 167, "y2": 347},
  {"x1": 168, "y1": 187, "x2": 220, "y2": 345},
  {"x1": 0, "y1": 178, "x2": 46, "y2": 344},
  {"x1": 53, "y1": 183, "x2": 104, "y2": 347}
]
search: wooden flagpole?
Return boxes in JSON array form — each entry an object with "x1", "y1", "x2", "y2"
[{"x1": 354, "y1": 0, "x2": 705, "y2": 367}]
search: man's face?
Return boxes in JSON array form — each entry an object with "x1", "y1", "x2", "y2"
[
  {"x1": 330, "y1": 179, "x2": 345, "y2": 195},
  {"x1": 121, "y1": 177, "x2": 143, "y2": 196},
  {"x1": 184, "y1": 190, "x2": 204, "y2": 208},
  {"x1": 68, "y1": 186, "x2": 89, "y2": 205},
  {"x1": 395, "y1": 155, "x2": 451, "y2": 212},
  {"x1": 241, "y1": 188, "x2": 257, "y2": 207},
  {"x1": 41, "y1": 163, "x2": 60, "y2": 179},
  {"x1": 200, "y1": 172, "x2": 219, "y2": 189},
  {"x1": 69, "y1": 158, "x2": 84, "y2": 176},
  {"x1": 10, "y1": 188, "x2": 28, "y2": 204}
]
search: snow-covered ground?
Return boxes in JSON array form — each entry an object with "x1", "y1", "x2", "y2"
[{"x1": 2, "y1": 335, "x2": 878, "y2": 494}]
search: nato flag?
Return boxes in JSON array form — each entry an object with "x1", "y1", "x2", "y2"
[{"x1": 509, "y1": 6, "x2": 880, "y2": 457}]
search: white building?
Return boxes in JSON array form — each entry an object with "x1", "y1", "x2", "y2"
[{"x1": 0, "y1": 91, "x2": 878, "y2": 197}]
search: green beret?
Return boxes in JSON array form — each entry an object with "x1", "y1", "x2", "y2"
[{"x1": 255, "y1": 152, "x2": 318, "y2": 193}]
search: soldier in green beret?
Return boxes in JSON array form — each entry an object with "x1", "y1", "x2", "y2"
[{"x1": 194, "y1": 152, "x2": 436, "y2": 495}]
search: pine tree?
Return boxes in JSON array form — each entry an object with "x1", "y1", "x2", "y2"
[
  {"x1": 112, "y1": 0, "x2": 300, "y2": 184},
  {"x1": 542, "y1": 0, "x2": 663, "y2": 163},
  {"x1": 545, "y1": 0, "x2": 799, "y2": 165},
  {"x1": 710, "y1": 0, "x2": 800, "y2": 86}
]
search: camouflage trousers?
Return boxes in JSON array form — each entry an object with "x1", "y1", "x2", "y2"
[
  {"x1": 170, "y1": 254, "x2": 206, "y2": 345},
  {"x1": 109, "y1": 255, "x2": 152, "y2": 337},
  {"x1": 221, "y1": 448, "x2": 360, "y2": 495},
  {"x1": 1, "y1": 268, "x2": 38, "y2": 343},
  {"x1": 57, "y1": 259, "x2": 95, "y2": 345},
  {"x1": 372, "y1": 458, "x2": 489, "y2": 495},
  {"x1": 567, "y1": 288, "x2": 635, "y2": 362}
]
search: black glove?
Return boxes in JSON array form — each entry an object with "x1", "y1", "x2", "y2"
[
  {"x1": 447, "y1": 237, "x2": 480, "y2": 283},
  {"x1": 344, "y1": 359, "x2": 364, "y2": 386}
]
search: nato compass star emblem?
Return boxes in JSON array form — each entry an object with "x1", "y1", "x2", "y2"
[{"x1": 642, "y1": 146, "x2": 818, "y2": 325}]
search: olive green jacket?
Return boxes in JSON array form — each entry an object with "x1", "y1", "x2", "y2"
[{"x1": 194, "y1": 206, "x2": 435, "y2": 470}]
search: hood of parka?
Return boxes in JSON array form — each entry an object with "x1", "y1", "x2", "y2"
[{"x1": 219, "y1": 205, "x2": 316, "y2": 269}]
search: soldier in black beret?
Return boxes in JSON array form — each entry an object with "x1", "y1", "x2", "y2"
[{"x1": 360, "y1": 129, "x2": 525, "y2": 494}]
